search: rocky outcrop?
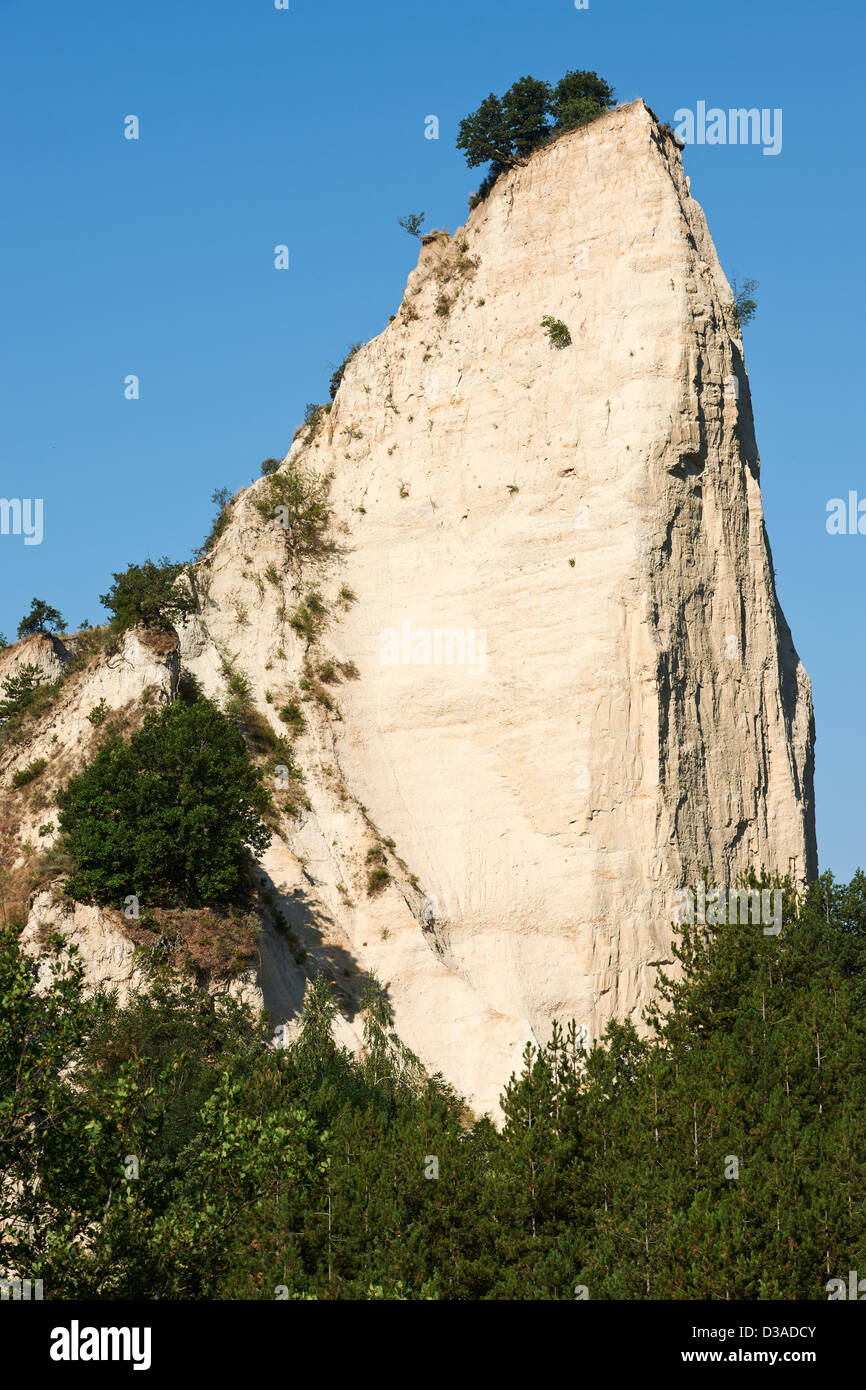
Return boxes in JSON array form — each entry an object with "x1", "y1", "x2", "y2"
[{"x1": 1, "y1": 100, "x2": 816, "y2": 1117}]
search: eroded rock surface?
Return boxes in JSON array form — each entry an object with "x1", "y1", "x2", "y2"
[{"x1": 2, "y1": 101, "x2": 815, "y2": 1117}]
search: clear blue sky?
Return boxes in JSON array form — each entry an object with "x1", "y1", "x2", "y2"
[{"x1": 1, "y1": 0, "x2": 863, "y2": 877}]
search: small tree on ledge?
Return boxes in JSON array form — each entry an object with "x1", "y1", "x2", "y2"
[
  {"x1": 17, "y1": 597, "x2": 65, "y2": 638},
  {"x1": 398, "y1": 212, "x2": 426, "y2": 239}
]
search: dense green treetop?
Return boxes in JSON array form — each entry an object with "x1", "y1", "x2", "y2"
[
  {"x1": 17, "y1": 596, "x2": 65, "y2": 638},
  {"x1": 56, "y1": 696, "x2": 272, "y2": 908},
  {"x1": 457, "y1": 69, "x2": 616, "y2": 184},
  {"x1": 2, "y1": 866, "x2": 864, "y2": 1298},
  {"x1": 99, "y1": 557, "x2": 196, "y2": 632}
]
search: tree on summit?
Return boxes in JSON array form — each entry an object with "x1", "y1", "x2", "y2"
[
  {"x1": 457, "y1": 70, "x2": 616, "y2": 202},
  {"x1": 17, "y1": 597, "x2": 65, "y2": 638},
  {"x1": 550, "y1": 69, "x2": 616, "y2": 132}
]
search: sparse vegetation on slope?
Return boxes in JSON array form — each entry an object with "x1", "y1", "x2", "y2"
[{"x1": 254, "y1": 462, "x2": 332, "y2": 562}]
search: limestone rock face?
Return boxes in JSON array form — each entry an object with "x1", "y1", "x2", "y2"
[{"x1": 2, "y1": 101, "x2": 816, "y2": 1118}]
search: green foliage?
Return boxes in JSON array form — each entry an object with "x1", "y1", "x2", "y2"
[
  {"x1": 468, "y1": 168, "x2": 500, "y2": 210},
  {"x1": 501, "y1": 75, "x2": 553, "y2": 159},
  {"x1": 457, "y1": 91, "x2": 513, "y2": 170},
  {"x1": 198, "y1": 487, "x2": 234, "y2": 557},
  {"x1": 3, "y1": 868, "x2": 865, "y2": 1300},
  {"x1": 289, "y1": 589, "x2": 327, "y2": 644},
  {"x1": 17, "y1": 597, "x2": 65, "y2": 638},
  {"x1": 0, "y1": 633, "x2": 8, "y2": 648},
  {"x1": 551, "y1": 69, "x2": 616, "y2": 132},
  {"x1": 254, "y1": 463, "x2": 332, "y2": 560},
  {"x1": 260, "y1": 457, "x2": 282, "y2": 477},
  {"x1": 329, "y1": 343, "x2": 363, "y2": 401},
  {"x1": 458, "y1": 69, "x2": 615, "y2": 199},
  {"x1": 0, "y1": 632, "x2": 116, "y2": 744},
  {"x1": 87, "y1": 699, "x2": 110, "y2": 727},
  {"x1": 366, "y1": 867, "x2": 390, "y2": 896},
  {"x1": 398, "y1": 212, "x2": 426, "y2": 238},
  {"x1": 218, "y1": 650, "x2": 253, "y2": 721},
  {"x1": 0, "y1": 663, "x2": 46, "y2": 724},
  {"x1": 56, "y1": 696, "x2": 272, "y2": 909},
  {"x1": 365, "y1": 847, "x2": 390, "y2": 897},
  {"x1": 12, "y1": 756, "x2": 47, "y2": 788},
  {"x1": 278, "y1": 700, "x2": 306, "y2": 734},
  {"x1": 731, "y1": 276, "x2": 759, "y2": 331},
  {"x1": 99, "y1": 557, "x2": 196, "y2": 632},
  {"x1": 541, "y1": 315, "x2": 572, "y2": 348}
]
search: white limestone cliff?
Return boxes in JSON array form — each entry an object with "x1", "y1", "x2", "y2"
[{"x1": 1, "y1": 100, "x2": 815, "y2": 1117}]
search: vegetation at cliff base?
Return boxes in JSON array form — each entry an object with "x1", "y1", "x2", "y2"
[
  {"x1": 2, "y1": 869, "x2": 864, "y2": 1299},
  {"x1": 56, "y1": 696, "x2": 272, "y2": 909}
]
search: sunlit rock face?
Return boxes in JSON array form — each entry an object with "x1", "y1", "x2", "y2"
[{"x1": 4, "y1": 101, "x2": 815, "y2": 1118}]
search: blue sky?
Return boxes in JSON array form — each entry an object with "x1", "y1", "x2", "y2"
[{"x1": 1, "y1": 0, "x2": 863, "y2": 877}]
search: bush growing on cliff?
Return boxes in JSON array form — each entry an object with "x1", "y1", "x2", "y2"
[
  {"x1": 541, "y1": 315, "x2": 572, "y2": 348},
  {"x1": 329, "y1": 342, "x2": 363, "y2": 400},
  {"x1": 99, "y1": 557, "x2": 196, "y2": 632},
  {"x1": 731, "y1": 275, "x2": 759, "y2": 331},
  {"x1": 56, "y1": 696, "x2": 272, "y2": 908},
  {"x1": 0, "y1": 663, "x2": 47, "y2": 724},
  {"x1": 12, "y1": 756, "x2": 47, "y2": 789},
  {"x1": 398, "y1": 212, "x2": 426, "y2": 238},
  {"x1": 254, "y1": 462, "x2": 332, "y2": 560},
  {"x1": 197, "y1": 487, "x2": 235, "y2": 558}
]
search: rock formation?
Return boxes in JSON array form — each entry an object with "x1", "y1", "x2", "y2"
[{"x1": 0, "y1": 100, "x2": 816, "y2": 1117}]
